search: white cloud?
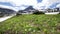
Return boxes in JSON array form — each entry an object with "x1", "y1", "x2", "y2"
[
  {"x1": 34, "y1": 0, "x2": 60, "y2": 10},
  {"x1": 45, "y1": 0, "x2": 60, "y2": 8},
  {"x1": 56, "y1": 4, "x2": 60, "y2": 7},
  {"x1": 0, "y1": 0, "x2": 60, "y2": 10},
  {"x1": 0, "y1": 5, "x2": 19, "y2": 11},
  {"x1": 12, "y1": 0, "x2": 37, "y2": 6},
  {"x1": 0, "y1": 0, "x2": 37, "y2": 6},
  {"x1": 0, "y1": 0, "x2": 37, "y2": 10},
  {"x1": 0, "y1": 0, "x2": 9, "y2": 2}
]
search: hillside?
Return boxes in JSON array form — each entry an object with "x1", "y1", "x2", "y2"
[
  {"x1": 0, "y1": 7, "x2": 16, "y2": 17},
  {"x1": 0, "y1": 14, "x2": 60, "y2": 34}
]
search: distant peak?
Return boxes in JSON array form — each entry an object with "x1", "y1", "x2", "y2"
[{"x1": 24, "y1": 6, "x2": 35, "y2": 11}]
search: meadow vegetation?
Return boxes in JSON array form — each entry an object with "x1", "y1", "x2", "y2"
[{"x1": 0, "y1": 14, "x2": 60, "y2": 34}]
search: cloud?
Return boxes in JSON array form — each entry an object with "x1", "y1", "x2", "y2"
[
  {"x1": 56, "y1": 4, "x2": 60, "y2": 7},
  {"x1": 0, "y1": 0, "x2": 38, "y2": 10},
  {"x1": 11, "y1": 0, "x2": 37, "y2": 6},
  {"x1": 0, "y1": 2, "x2": 13, "y2": 6},
  {"x1": 0, "y1": 0, "x2": 9, "y2": 2},
  {"x1": 45, "y1": 0, "x2": 60, "y2": 8},
  {"x1": 34, "y1": 0, "x2": 60, "y2": 10},
  {"x1": 0, "y1": 0, "x2": 37, "y2": 6},
  {"x1": 37, "y1": 0, "x2": 42, "y2": 3},
  {"x1": 0, "y1": 5, "x2": 19, "y2": 11},
  {"x1": 0, "y1": 0, "x2": 60, "y2": 10}
]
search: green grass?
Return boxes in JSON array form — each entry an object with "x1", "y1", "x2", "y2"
[{"x1": 0, "y1": 14, "x2": 60, "y2": 34}]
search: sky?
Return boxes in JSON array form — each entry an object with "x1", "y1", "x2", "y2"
[{"x1": 0, "y1": 0, "x2": 60, "y2": 11}]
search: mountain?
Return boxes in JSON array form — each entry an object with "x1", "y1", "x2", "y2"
[
  {"x1": 24, "y1": 6, "x2": 35, "y2": 11},
  {"x1": 0, "y1": 5, "x2": 18, "y2": 11},
  {"x1": 0, "y1": 7, "x2": 16, "y2": 16}
]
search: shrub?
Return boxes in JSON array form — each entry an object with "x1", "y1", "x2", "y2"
[
  {"x1": 33, "y1": 10, "x2": 44, "y2": 15},
  {"x1": 0, "y1": 15, "x2": 3, "y2": 17},
  {"x1": 0, "y1": 13, "x2": 4, "y2": 17},
  {"x1": 59, "y1": 12, "x2": 60, "y2": 14},
  {"x1": 16, "y1": 12, "x2": 22, "y2": 16}
]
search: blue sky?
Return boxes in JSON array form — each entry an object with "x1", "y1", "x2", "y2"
[
  {"x1": 0, "y1": 2, "x2": 13, "y2": 6},
  {"x1": 37, "y1": 0, "x2": 42, "y2": 3},
  {"x1": 0, "y1": 0, "x2": 42, "y2": 6},
  {"x1": 0, "y1": 0, "x2": 60, "y2": 11}
]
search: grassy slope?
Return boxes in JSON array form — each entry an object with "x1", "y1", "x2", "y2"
[{"x1": 0, "y1": 14, "x2": 60, "y2": 34}]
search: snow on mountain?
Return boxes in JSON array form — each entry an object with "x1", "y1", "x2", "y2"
[{"x1": 0, "y1": 5, "x2": 19, "y2": 11}]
